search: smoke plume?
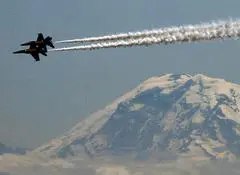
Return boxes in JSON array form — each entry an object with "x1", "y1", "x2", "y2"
[{"x1": 51, "y1": 19, "x2": 240, "y2": 52}]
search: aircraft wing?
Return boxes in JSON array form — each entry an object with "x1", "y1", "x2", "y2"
[
  {"x1": 37, "y1": 33, "x2": 44, "y2": 41},
  {"x1": 13, "y1": 50, "x2": 26, "y2": 54},
  {"x1": 30, "y1": 53, "x2": 40, "y2": 62},
  {"x1": 21, "y1": 41, "x2": 34, "y2": 46}
]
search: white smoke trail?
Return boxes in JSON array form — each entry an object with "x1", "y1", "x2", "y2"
[
  {"x1": 50, "y1": 19, "x2": 240, "y2": 52},
  {"x1": 54, "y1": 19, "x2": 236, "y2": 44}
]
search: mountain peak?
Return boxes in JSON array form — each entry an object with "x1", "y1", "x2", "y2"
[{"x1": 33, "y1": 74, "x2": 240, "y2": 162}]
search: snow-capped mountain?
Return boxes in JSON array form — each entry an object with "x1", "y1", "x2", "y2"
[{"x1": 33, "y1": 74, "x2": 240, "y2": 161}]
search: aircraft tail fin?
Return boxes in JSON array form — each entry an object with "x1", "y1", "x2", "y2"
[
  {"x1": 40, "y1": 50, "x2": 47, "y2": 56},
  {"x1": 44, "y1": 36, "x2": 55, "y2": 48},
  {"x1": 37, "y1": 46, "x2": 47, "y2": 56}
]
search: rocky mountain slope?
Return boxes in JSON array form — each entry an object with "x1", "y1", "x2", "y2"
[{"x1": 33, "y1": 74, "x2": 240, "y2": 161}]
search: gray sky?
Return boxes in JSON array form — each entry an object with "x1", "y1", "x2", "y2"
[{"x1": 1, "y1": 0, "x2": 240, "y2": 148}]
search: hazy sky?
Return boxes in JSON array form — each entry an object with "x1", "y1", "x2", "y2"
[{"x1": 1, "y1": 0, "x2": 240, "y2": 148}]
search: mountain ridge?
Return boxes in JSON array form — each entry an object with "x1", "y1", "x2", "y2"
[{"x1": 0, "y1": 142, "x2": 28, "y2": 155}]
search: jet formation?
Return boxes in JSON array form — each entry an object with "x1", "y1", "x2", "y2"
[{"x1": 13, "y1": 33, "x2": 54, "y2": 62}]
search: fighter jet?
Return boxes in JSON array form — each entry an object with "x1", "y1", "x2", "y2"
[
  {"x1": 20, "y1": 33, "x2": 54, "y2": 52},
  {"x1": 13, "y1": 42, "x2": 47, "y2": 62}
]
